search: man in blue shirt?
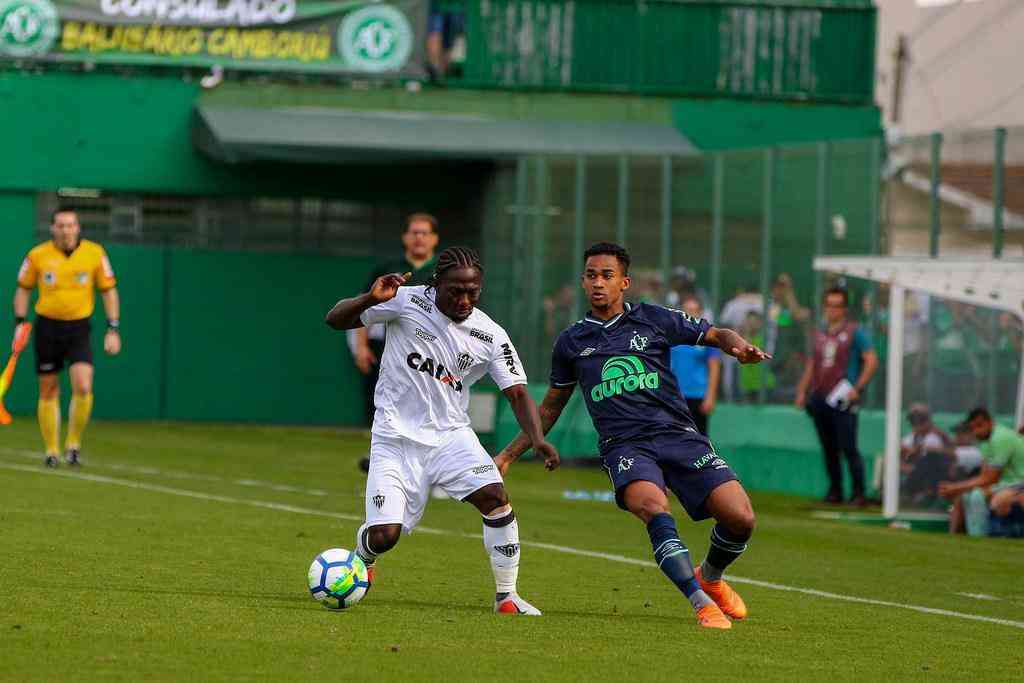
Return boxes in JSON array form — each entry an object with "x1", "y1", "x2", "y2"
[
  {"x1": 670, "y1": 294, "x2": 721, "y2": 436},
  {"x1": 496, "y1": 243, "x2": 770, "y2": 629}
]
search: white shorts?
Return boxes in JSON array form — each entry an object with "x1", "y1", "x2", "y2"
[{"x1": 364, "y1": 427, "x2": 503, "y2": 533}]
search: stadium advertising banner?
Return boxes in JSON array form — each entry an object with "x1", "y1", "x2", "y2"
[{"x1": 0, "y1": 0, "x2": 428, "y2": 76}]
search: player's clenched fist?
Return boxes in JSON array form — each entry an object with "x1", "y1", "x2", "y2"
[
  {"x1": 103, "y1": 328, "x2": 121, "y2": 356},
  {"x1": 369, "y1": 272, "x2": 412, "y2": 304},
  {"x1": 533, "y1": 440, "x2": 561, "y2": 471}
]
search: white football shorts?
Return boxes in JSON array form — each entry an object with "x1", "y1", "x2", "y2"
[{"x1": 364, "y1": 427, "x2": 503, "y2": 533}]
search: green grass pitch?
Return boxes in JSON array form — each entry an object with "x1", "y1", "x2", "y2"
[{"x1": 1, "y1": 420, "x2": 1022, "y2": 681}]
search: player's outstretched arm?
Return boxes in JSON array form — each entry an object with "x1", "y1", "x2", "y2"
[
  {"x1": 495, "y1": 385, "x2": 573, "y2": 476},
  {"x1": 704, "y1": 326, "x2": 771, "y2": 364},
  {"x1": 324, "y1": 272, "x2": 410, "y2": 330}
]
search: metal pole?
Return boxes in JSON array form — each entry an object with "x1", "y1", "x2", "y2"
[
  {"x1": 513, "y1": 158, "x2": 528, "y2": 334},
  {"x1": 814, "y1": 142, "x2": 831, "y2": 313},
  {"x1": 759, "y1": 148, "x2": 776, "y2": 405},
  {"x1": 993, "y1": 127, "x2": 1007, "y2": 258},
  {"x1": 532, "y1": 157, "x2": 549, "y2": 371},
  {"x1": 617, "y1": 155, "x2": 629, "y2": 247},
  {"x1": 929, "y1": 132, "x2": 942, "y2": 258},
  {"x1": 883, "y1": 285, "x2": 906, "y2": 519},
  {"x1": 711, "y1": 153, "x2": 724, "y2": 313},
  {"x1": 573, "y1": 155, "x2": 586, "y2": 321},
  {"x1": 660, "y1": 156, "x2": 672, "y2": 301},
  {"x1": 868, "y1": 136, "x2": 882, "y2": 408}
]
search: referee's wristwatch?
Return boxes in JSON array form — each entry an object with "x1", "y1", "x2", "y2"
[{"x1": 107, "y1": 319, "x2": 120, "y2": 332}]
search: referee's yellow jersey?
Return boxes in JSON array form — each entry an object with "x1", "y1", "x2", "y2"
[{"x1": 17, "y1": 240, "x2": 117, "y2": 321}]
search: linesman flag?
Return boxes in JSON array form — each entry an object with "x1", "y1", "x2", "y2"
[{"x1": 0, "y1": 323, "x2": 32, "y2": 425}]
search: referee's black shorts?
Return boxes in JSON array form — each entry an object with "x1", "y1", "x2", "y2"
[{"x1": 34, "y1": 315, "x2": 92, "y2": 374}]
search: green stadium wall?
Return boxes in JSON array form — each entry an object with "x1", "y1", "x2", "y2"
[{"x1": 2, "y1": 237, "x2": 374, "y2": 425}]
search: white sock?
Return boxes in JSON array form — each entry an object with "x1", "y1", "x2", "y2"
[
  {"x1": 482, "y1": 505, "x2": 520, "y2": 595},
  {"x1": 355, "y1": 523, "x2": 378, "y2": 565}
]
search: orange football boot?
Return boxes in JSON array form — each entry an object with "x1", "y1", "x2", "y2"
[
  {"x1": 695, "y1": 566, "x2": 747, "y2": 620},
  {"x1": 696, "y1": 602, "x2": 731, "y2": 629}
]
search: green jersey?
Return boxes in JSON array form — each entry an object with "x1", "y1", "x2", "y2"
[{"x1": 980, "y1": 424, "x2": 1024, "y2": 486}]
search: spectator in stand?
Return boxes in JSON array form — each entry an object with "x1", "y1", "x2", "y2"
[
  {"x1": 630, "y1": 269, "x2": 666, "y2": 305},
  {"x1": 669, "y1": 294, "x2": 721, "y2": 436},
  {"x1": 766, "y1": 273, "x2": 810, "y2": 400},
  {"x1": 899, "y1": 403, "x2": 953, "y2": 506},
  {"x1": 950, "y1": 421, "x2": 983, "y2": 478},
  {"x1": 995, "y1": 312, "x2": 1023, "y2": 412},
  {"x1": 989, "y1": 483, "x2": 1024, "y2": 519},
  {"x1": 718, "y1": 283, "x2": 763, "y2": 401},
  {"x1": 938, "y1": 407, "x2": 1024, "y2": 535},
  {"x1": 427, "y1": 2, "x2": 466, "y2": 80},
  {"x1": 665, "y1": 266, "x2": 712, "y2": 316},
  {"x1": 737, "y1": 311, "x2": 774, "y2": 403},
  {"x1": 932, "y1": 301, "x2": 984, "y2": 412},
  {"x1": 904, "y1": 291, "x2": 931, "y2": 402}
]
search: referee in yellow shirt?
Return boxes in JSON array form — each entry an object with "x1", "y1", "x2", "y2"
[{"x1": 12, "y1": 209, "x2": 121, "y2": 467}]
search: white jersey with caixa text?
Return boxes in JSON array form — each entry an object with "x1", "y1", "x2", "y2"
[{"x1": 360, "y1": 286, "x2": 527, "y2": 446}]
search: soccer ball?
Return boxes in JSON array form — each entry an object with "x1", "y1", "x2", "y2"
[{"x1": 307, "y1": 548, "x2": 370, "y2": 610}]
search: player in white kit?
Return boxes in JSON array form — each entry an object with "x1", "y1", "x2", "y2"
[{"x1": 325, "y1": 247, "x2": 560, "y2": 615}]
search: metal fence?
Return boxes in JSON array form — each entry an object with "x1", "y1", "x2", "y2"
[
  {"x1": 476, "y1": 127, "x2": 1022, "y2": 419},
  {"x1": 883, "y1": 126, "x2": 1024, "y2": 421},
  {"x1": 479, "y1": 137, "x2": 883, "y2": 405}
]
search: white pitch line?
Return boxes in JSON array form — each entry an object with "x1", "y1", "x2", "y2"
[
  {"x1": 0, "y1": 447, "x2": 335, "y2": 498},
  {"x1": 3, "y1": 460, "x2": 1024, "y2": 631},
  {"x1": 955, "y1": 592, "x2": 1001, "y2": 602}
]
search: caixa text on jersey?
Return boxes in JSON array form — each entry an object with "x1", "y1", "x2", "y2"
[{"x1": 406, "y1": 352, "x2": 464, "y2": 392}]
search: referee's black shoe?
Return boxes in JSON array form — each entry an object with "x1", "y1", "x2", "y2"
[
  {"x1": 44, "y1": 455, "x2": 58, "y2": 468},
  {"x1": 65, "y1": 448, "x2": 81, "y2": 467}
]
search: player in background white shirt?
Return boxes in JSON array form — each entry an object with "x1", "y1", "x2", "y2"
[{"x1": 325, "y1": 247, "x2": 559, "y2": 615}]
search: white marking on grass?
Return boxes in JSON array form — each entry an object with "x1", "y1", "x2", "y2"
[
  {"x1": 0, "y1": 461, "x2": 364, "y2": 523},
  {"x1": 2, "y1": 508, "x2": 75, "y2": 516},
  {"x1": 955, "y1": 592, "x2": 1002, "y2": 602},
  {"x1": 3, "y1": 460, "x2": 1024, "y2": 631},
  {"x1": 0, "y1": 447, "x2": 334, "y2": 498}
]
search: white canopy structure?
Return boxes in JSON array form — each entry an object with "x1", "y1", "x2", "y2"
[{"x1": 813, "y1": 256, "x2": 1024, "y2": 518}]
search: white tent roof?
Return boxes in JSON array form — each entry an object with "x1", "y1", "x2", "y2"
[{"x1": 813, "y1": 256, "x2": 1024, "y2": 316}]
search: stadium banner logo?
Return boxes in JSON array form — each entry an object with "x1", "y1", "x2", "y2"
[
  {"x1": 590, "y1": 355, "x2": 659, "y2": 403},
  {"x1": 0, "y1": 0, "x2": 427, "y2": 77},
  {"x1": 338, "y1": 3, "x2": 411, "y2": 73},
  {"x1": 0, "y1": 0, "x2": 59, "y2": 57}
]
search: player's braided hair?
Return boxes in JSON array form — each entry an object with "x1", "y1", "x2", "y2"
[{"x1": 427, "y1": 246, "x2": 483, "y2": 291}]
